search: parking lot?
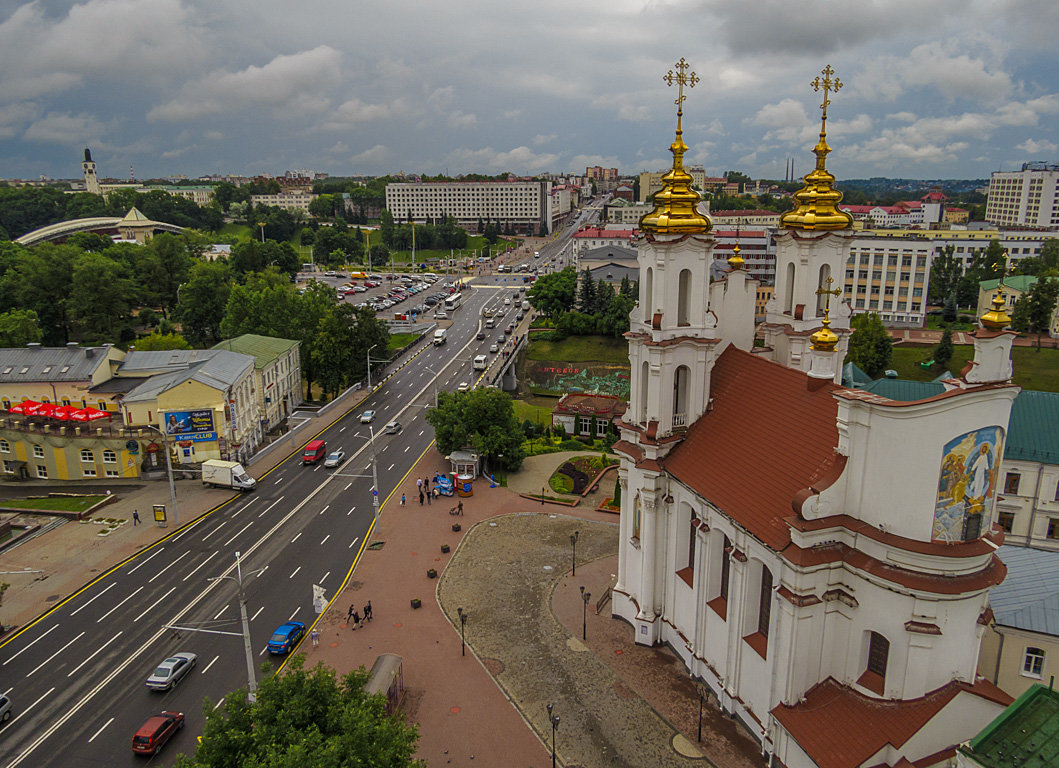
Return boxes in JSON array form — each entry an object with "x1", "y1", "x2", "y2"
[{"x1": 296, "y1": 269, "x2": 463, "y2": 318}]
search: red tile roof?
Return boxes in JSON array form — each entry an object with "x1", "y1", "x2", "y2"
[
  {"x1": 554, "y1": 393, "x2": 627, "y2": 417},
  {"x1": 772, "y1": 677, "x2": 1012, "y2": 768},
  {"x1": 663, "y1": 346, "x2": 840, "y2": 551}
]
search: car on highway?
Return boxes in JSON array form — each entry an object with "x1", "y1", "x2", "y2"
[
  {"x1": 490, "y1": 342, "x2": 499, "y2": 353},
  {"x1": 132, "y1": 711, "x2": 184, "y2": 755},
  {"x1": 383, "y1": 420, "x2": 402, "y2": 435},
  {"x1": 323, "y1": 450, "x2": 346, "y2": 468},
  {"x1": 325, "y1": 270, "x2": 336, "y2": 277},
  {"x1": 267, "y1": 621, "x2": 306, "y2": 655},
  {"x1": 476, "y1": 331, "x2": 486, "y2": 340},
  {"x1": 145, "y1": 652, "x2": 197, "y2": 691},
  {"x1": 353, "y1": 285, "x2": 367, "y2": 292},
  {"x1": 457, "y1": 382, "x2": 471, "y2": 392},
  {"x1": 360, "y1": 410, "x2": 376, "y2": 423},
  {"x1": 504, "y1": 324, "x2": 514, "y2": 335},
  {"x1": 0, "y1": 694, "x2": 11, "y2": 724}
]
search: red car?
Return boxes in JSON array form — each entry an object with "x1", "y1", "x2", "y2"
[{"x1": 132, "y1": 711, "x2": 184, "y2": 755}]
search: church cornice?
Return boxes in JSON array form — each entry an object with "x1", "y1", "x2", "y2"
[
  {"x1": 787, "y1": 513, "x2": 1006, "y2": 560},
  {"x1": 625, "y1": 331, "x2": 722, "y2": 348}
]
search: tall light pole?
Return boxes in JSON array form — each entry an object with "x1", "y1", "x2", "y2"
[
  {"x1": 570, "y1": 530, "x2": 579, "y2": 576},
  {"x1": 208, "y1": 552, "x2": 259, "y2": 702},
  {"x1": 580, "y1": 585, "x2": 591, "y2": 641},
  {"x1": 457, "y1": 606, "x2": 468, "y2": 657},
  {"x1": 141, "y1": 422, "x2": 179, "y2": 527},
  {"x1": 366, "y1": 343, "x2": 382, "y2": 390},
  {"x1": 368, "y1": 425, "x2": 381, "y2": 520},
  {"x1": 258, "y1": 221, "x2": 266, "y2": 243},
  {"x1": 424, "y1": 366, "x2": 439, "y2": 407}
]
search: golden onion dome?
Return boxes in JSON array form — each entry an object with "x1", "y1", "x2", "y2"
[{"x1": 979, "y1": 288, "x2": 1012, "y2": 331}]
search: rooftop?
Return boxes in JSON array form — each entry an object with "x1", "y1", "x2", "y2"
[
  {"x1": 961, "y1": 684, "x2": 1059, "y2": 768},
  {"x1": 212, "y1": 334, "x2": 299, "y2": 369},
  {"x1": 0, "y1": 344, "x2": 117, "y2": 384},
  {"x1": 991, "y1": 545, "x2": 1059, "y2": 636}
]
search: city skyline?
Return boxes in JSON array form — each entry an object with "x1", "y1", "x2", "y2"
[{"x1": 0, "y1": 0, "x2": 1057, "y2": 181}]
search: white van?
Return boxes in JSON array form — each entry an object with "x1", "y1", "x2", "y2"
[{"x1": 473, "y1": 354, "x2": 487, "y2": 370}]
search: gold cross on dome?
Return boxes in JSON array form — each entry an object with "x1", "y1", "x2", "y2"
[
  {"x1": 811, "y1": 65, "x2": 842, "y2": 122},
  {"x1": 664, "y1": 57, "x2": 699, "y2": 111},
  {"x1": 816, "y1": 275, "x2": 842, "y2": 308}
]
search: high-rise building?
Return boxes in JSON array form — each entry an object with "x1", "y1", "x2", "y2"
[
  {"x1": 986, "y1": 162, "x2": 1059, "y2": 228},
  {"x1": 384, "y1": 180, "x2": 553, "y2": 235}
]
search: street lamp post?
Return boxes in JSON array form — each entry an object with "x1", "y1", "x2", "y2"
[
  {"x1": 366, "y1": 343, "x2": 383, "y2": 390},
  {"x1": 141, "y1": 422, "x2": 179, "y2": 527},
  {"x1": 541, "y1": 486, "x2": 545, "y2": 505},
  {"x1": 570, "y1": 530, "x2": 579, "y2": 576},
  {"x1": 580, "y1": 585, "x2": 591, "y2": 641},
  {"x1": 368, "y1": 425, "x2": 380, "y2": 520},
  {"x1": 457, "y1": 606, "x2": 468, "y2": 657},
  {"x1": 208, "y1": 551, "x2": 258, "y2": 702},
  {"x1": 697, "y1": 682, "x2": 709, "y2": 742},
  {"x1": 258, "y1": 222, "x2": 266, "y2": 243},
  {"x1": 546, "y1": 703, "x2": 560, "y2": 768},
  {"x1": 424, "y1": 366, "x2": 440, "y2": 408}
]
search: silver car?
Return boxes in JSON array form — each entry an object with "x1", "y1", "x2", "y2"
[
  {"x1": 146, "y1": 652, "x2": 197, "y2": 691},
  {"x1": 0, "y1": 694, "x2": 11, "y2": 723}
]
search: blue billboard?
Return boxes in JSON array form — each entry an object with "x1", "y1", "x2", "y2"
[{"x1": 164, "y1": 409, "x2": 217, "y2": 442}]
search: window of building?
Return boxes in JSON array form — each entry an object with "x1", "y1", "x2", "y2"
[
  {"x1": 0, "y1": 440, "x2": 8, "y2": 453},
  {"x1": 998, "y1": 511, "x2": 1015, "y2": 532},
  {"x1": 579, "y1": 416, "x2": 591, "y2": 434},
  {"x1": 632, "y1": 495, "x2": 641, "y2": 540},
  {"x1": 596, "y1": 419, "x2": 608, "y2": 437},
  {"x1": 719, "y1": 537, "x2": 731, "y2": 602},
  {"x1": 80, "y1": 449, "x2": 94, "y2": 463},
  {"x1": 867, "y1": 632, "x2": 889, "y2": 677},
  {"x1": 103, "y1": 450, "x2": 116, "y2": 464},
  {"x1": 33, "y1": 445, "x2": 44, "y2": 459},
  {"x1": 105, "y1": 469, "x2": 119, "y2": 478},
  {"x1": 688, "y1": 517, "x2": 697, "y2": 570},
  {"x1": 83, "y1": 466, "x2": 96, "y2": 478},
  {"x1": 36, "y1": 464, "x2": 47, "y2": 479},
  {"x1": 1005, "y1": 473, "x2": 1020, "y2": 495},
  {"x1": 1023, "y1": 647, "x2": 1045, "y2": 678},
  {"x1": 758, "y1": 566, "x2": 773, "y2": 638},
  {"x1": 1049, "y1": 519, "x2": 1059, "y2": 540}
]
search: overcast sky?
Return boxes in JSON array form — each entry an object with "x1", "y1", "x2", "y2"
[{"x1": 1, "y1": 0, "x2": 1057, "y2": 182}]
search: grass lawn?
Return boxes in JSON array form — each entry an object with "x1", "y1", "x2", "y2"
[
  {"x1": 525, "y1": 335, "x2": 630, "y2": 364},
  {"x1": 512, "y1": 399, "x2": 553, "y2": 427},
  {"x1": 2, "y1": 496, "x2": 107, "y2": 513},
  {"x1": 888, "y1": 344, "x2": 1059, "y2": 392},
  {"x1": 387, "y1": 332, "x2": 419, "y2": 353},
  {"x1": 219, "y1": 222, "x2": 252, "y2": 240}
]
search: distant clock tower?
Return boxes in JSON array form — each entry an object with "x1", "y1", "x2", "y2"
[{"x1": 82, "y1": 147, "x2": 100, "y2": 196}]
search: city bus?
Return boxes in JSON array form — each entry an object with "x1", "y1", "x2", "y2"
[{"x1": 444, "y1": 293, "x2": 463, "y2": 311}]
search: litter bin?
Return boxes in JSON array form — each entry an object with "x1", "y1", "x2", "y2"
[{"x1": 456, "y1": 474, "x2": 474, "y2": 497}]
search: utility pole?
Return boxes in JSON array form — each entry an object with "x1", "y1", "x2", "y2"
[
  {"x1": 369, "y1": 425, "x2": 380, "y2": 520},
  {"x1": 234, "y1": 551, "x2": 258, "y2": 702}
]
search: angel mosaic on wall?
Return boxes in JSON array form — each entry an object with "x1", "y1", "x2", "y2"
[{"x1": 933, "y1": 426, "x2": 1004, "y2": 543}]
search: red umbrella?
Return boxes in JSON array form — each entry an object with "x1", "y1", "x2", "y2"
[
  {"x1": 52, "y1": 405, "x2": 80, "y2": 420},
  {"x1": 35, "y1": 403, "x2": 59, "y2": 418},
  {"x1": 70, "y1": 407, "x2": 111, "y2": 421},
  {"x1": 7, "y1": 400, "x2": 42, "y2": 414}
]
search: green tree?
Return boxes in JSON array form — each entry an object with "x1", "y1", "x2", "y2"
[
  {"x1": 379, "y1": 209, "x2": 395, "y2": 247},
  {"x1": 135, "y1": 331, "x2": 192, "y2": 350},
  {"x1": 934, "y1": 327, "x2": 954, "y2": 368},
  {"x1": 0, "y1": 244, "x2": 77, "y2": 344},
  {"x1": 221, "y1": 270, "x2": 301, "y2": 340},
  {"x1": 369, "y1": 244, "x2": 391, "y2": 267},
  {"x1": 309, "y1": 194, "x2": 335, "y2": 219},
  {"x1": 139, "y1": 233, "x2": 192, "y2": 316},
  {"x1": 845, "y1": 312, "x2": 893, "y2": 377},
  {"x1": 483, "y1": 220, "x2": 500, "y2": 244},
  {"x1": 174, "y1": 656, "x2": 420, "y2": 768},
  {"x1": 426, "y1": 388, "x2": 525, "y2": 471},
  {"x1": 527, "y1": 267, "x2": 577, "y2": 316},
  {"x1": 1041, "y1": 238, "x2": 1059, "y2": 271},
  {"x1": 177, "y1": 261, "x2": 232, "y2": 346},
  {"x1": 69, "y1": 252, "x2": 134, "y2": 342},
  {"x1": 928, "y1": 245, "x2": 962, "y2": 306},
  {"x1": 1010, "y1": 277, "x2": 1059, "y2": 350},
  {"x1": 578, "y1": 269, "x2": 597, "y2": 314},
  {"x1": 312, "y1": 307, "x2": 360, "y2": 400},
  {"x1": 0, "y1": 309, "x2": 43, "y2": 346}
]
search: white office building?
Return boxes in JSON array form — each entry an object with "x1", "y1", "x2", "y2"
[{"x1": 385, "y1": 180, "x2": 553, "y2": 235}]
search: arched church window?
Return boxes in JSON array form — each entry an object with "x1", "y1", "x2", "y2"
[
  {"x1": 677, "y1": 269, "x2": 692, "y2": 326},
  {"x1": 644, "y1": 267, "x2": 654, "y2": 316},
  {"x1": 639, "y1": 361, "x2": 649, "y2": 424},
  {"x1": 784, "y1": 262, "x2": 795, "y2": 313},
  {"x1": 673, "y1": 365, "x2": 689, "y2": 427}
]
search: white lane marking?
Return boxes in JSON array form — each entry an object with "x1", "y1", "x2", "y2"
[
  {"x1": 344, "y1": 482, "x2": 352, "y2": 490},
  {"x1": 231, "y1": 508, "x2": 241, "y2": 519},
  {"x1": 133, "y1": 588, "x2": 176, "y2": 623},
  {"x1": 182, "y1": 551, "x2": 217, "y2": 583},
  {"x1": 320, "y1": 534, "x2": 330, "y2": 545},
  {"x1": 223, "y1": 521, "x2": 254, "y2": 547},
  {"x1": 201, "y1": 655, "x2": 219, "y2": 675},
  {"x1": 320, "y1": 504, "x2": 330, "y2": 515},
  {"x1": 201, "y1": 519, "x2": 230, "y2": 542},
  {"x1": 148, "y1": 551, "x2": 191, "y2": 583},
  {"x1": 364, "y1": 463, "x2": 371, "y2": 470},
  {"x1": 70, "y1": 583, "x2": 115, "y2": 617},
  {"x1": 288, "y1": 609, "x2": 298, "y2": 621},
  {"x1": 347, "y1": 507, "x2": 354, "y2": 516},
  {"x1": 66, "y1": 632, "x2": 123, "y2": 678},
  {"x1": 404, "y1": 446, "x2": 410, "y2": 453},
  {"x1": 388, "y1": 463, "x2": 395, "y2": 471},
  {"x1": 339, "y1": 426, "x2": 346, "y2": 432},
  {"x1": 3, "y1": 624, "x2": 58, "y2": 665},
  {"x1": 290, "y1": 566, "x2": 301, "y2": 579},
  {"x1": 27, "y1": 632, "x2": 84, "y2": 677},
  {"x1": 97, "y1": 587, "x2": 144, "y2": 624},
  {"x1": 127, "y1": 548, "x2": 163, "y2": 575},
  {"x1": 291, "y1": 532, "x2": 302, "y2": 544},
  {"x1": 251, "y1": 606, "x2": 264, "y2": 621},
  {"x1": 320, "y1": 571, "x2": 330, "y2": 584},
  {"x1": 257, "y1": 496, "x2": 285, "y2": 519},
  {"x1": 213, "y1": 698, "x2": 225, "y2": 710},
  {"x1": 11, "y1": 687, "x2": 54, "y2": 726},
  {"x1": 88, "y1": 717, "x2": 114, "y2": 743},
  {"x1": 214, "y1": 605, "x2": 229, "y2": 620},
  {"x1": 349, "y1": 537, "x2": 360, "y2": 549},
  {"x1": 256, "y1": 565, "x2": 269, "y2": 578}
]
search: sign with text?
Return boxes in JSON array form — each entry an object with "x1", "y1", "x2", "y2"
[{"x1": 163, "y1": 409, "x2": 217, "y2": 442}]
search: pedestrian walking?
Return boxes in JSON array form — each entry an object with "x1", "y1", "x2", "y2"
[
  {"x1": 351, "y1": 609, "x2": 362, "y2": 630},
  {"x1": 310, "y1": 629, "x2": 320, "y2": 647},
  {"x1": 426, "y1": 489, "x2": 431, "y2": 505},
  {"x1": 425, "y1": 476, "x2": 431, "y2": 491},
  {"x1": 457, "y1": 500, "x2": 464, "y2": 516},
  {"x1": 417, "y1": 477, "x2": 423, "y2": 491},
  {"x1": 401, "y1": 493, "x2": 406, "y2": 505},
  {"x1": 364, "y1": 601, "x2": 373, "y2": 622},
  {"x1": 418, "y1": 490, "x2": 424, "y2": 505},
  {"x1": 132, "y1": 509, "x2": 141, "y2": 525},
  {"x1": 348, "y1": 604, "x2": 355, "y2": 623}
]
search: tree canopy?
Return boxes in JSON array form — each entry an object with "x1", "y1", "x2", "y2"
[
  {"x1": 526, "y1": 268, "x2": 577, "y2": 316},
  {"x1": 175, "y1": 656, "x2": 421, "y2": 768},
  {"x1": 425, "y1": 388, "x2": 525, "y2": 471},
  {"x1": 1010, "y1": 277, "x2": 1059, "y2": 349},
  {"x1": 845, "y1": 311, "x2": 893, "y2": 377}
]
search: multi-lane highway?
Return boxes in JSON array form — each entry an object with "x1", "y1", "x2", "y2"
[
  {"x1": 0, "y1": 206, "x2": 603, "y2": 766},
  {"x1": 0, "y1": 283, "x2": 511, "y2": 767}
]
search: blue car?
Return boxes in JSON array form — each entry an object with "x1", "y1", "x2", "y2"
[{"x1": 267, "y1": 621, "x2": 306, "y2": 655}]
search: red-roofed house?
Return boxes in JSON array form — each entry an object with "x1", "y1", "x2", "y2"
[
  {"x1": 551, "y1": 393, "x2": 627, "y2": 438},
  {"x1": 612, "y1": 100, "x2": 1019, "y2": 768},
  {"x1": 570, "y1": 226, "x2": 636, "y2": 257}
]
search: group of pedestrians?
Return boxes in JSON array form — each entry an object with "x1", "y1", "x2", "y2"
[
  {"x1": 346, "y1": 600, "x2": 374, "y2": 631},
  {"x1": 416, "y1": 476, "x2": 439, "y2": 505}
]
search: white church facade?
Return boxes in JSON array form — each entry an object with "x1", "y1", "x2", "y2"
[{"x1": 612, "y1": 63, "x2": 1016, "y2": 768}]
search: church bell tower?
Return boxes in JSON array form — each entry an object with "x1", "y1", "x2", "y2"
[{"x1": 82, "y1": 147, "x2": 100, "y2": 196}]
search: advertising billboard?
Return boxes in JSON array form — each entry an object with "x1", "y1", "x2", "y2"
[{"x1": 163, "y1": 409, "x2": 217, "y2": 442}]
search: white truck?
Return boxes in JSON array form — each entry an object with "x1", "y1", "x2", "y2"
[
  {"x1": 201, "y1": 459, "x2": 257, "y2": 492},
  {"x1": 521, "y1": 300, "x2": 530, "y2": 312},
  {"x1": 433, "y1": 328, "x2": 447, "y2": 345}
]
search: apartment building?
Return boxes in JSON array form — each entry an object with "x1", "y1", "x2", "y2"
[
  {"x1": 986, "y1": 163, "x2": 1059, "y2": 228},
  {"x1": 843, "y1": 234, "x2": 932, "y2": 325},
  {"x1": 385, "y1": 180, "x2": 552, "y2": 236},
  {"x1": 250, "y1": 190, "x2": 316, "y2": 213}
]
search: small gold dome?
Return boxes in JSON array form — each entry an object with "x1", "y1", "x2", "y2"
[
  {"x1": 727, "y1": 242, "x2": 744, "y2": 270},
  {"x1": 810, "y1": 322, "x2": 839, "y2": 351},
  {"x1": 980, "y1": 289, "x2": 1011, "y2": 331}
]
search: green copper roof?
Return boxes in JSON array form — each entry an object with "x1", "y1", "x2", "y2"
[
  {"x1": 211, "y1": 334, "x2": 299, "y2": 369},
  {"x1": 980, "y1": 275, "x2": 1037, "y2": 293},
  {"x1": 961, "y1": 684, "x2": 1059, "y2": 768},
  {"x1": 1007, "y1": 390, "x2": 1059, "y2": 464}
]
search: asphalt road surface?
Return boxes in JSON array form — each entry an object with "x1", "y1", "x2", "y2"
[{"x1": 0, "y1": 284, "x2": 506, "y2": 768}]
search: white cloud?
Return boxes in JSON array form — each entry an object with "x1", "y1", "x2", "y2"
[
  {"x1": 445, "y1": 146, "x2": 560, "y2": 173},
  {"x1": 321, "y1": 97, "x2": 411, "y2": 131},
  {"x1": 147, "y1": 46, "x2": 342, "y2": 122},
  {"x1": 1017, "y1": 138, "x2": 1059, "y2": 155},
  {"x1": 0, "y1": 102, "x2": 40, "y2": 140},
  {"x1": 203, "y1": 130, "x2": 223, "y2": 141},
  {"x1": 350, "y1": 144, "x2": 389, "y2": 167},
  {"x1": 23, "y1": 112, "x2": 111, "y2": 145},
  {"x1": 533, "y1": 134, "x2": 558, "y2": 145}
]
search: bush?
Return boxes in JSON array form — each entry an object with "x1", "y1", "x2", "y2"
[
  {"x1": 560, "y1": 439, "x2": 585, "y2": 451},
  {"x1": 554, "y1": 423, "x2": 566, "y2": 441},
  {"x1": 550, "y1": 473, "x2": 573, "y2": 494}
]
